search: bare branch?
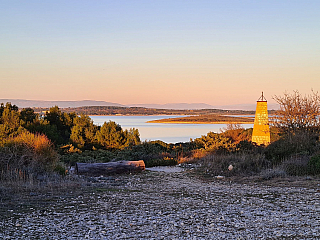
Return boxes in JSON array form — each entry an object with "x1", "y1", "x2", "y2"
[{"x1": 271, "y1": 90, "x2": 320, "y2": 133}]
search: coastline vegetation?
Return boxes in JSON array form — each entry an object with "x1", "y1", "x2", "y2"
[
  {"x1": 34, "y1": 105, "x2": 259, "y2": 116},
  {"x1": 147, "y1": 114, "x2": 254, "y2": 124}
]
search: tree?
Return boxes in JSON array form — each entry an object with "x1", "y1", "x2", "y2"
[
  {"x1": 0, "y1": 103, "x2": 18, "y2": 118},
  {"x1": 123, "y1": 128, "x2": 140, "y2": 148},
  {"x1": 44, "y1": 106, "x2": 77, "y2": 144},
  {"x1": 272, "y1": 90, "x2": 320, "y2": 134},
  {"x1": 70, "y1": 125, "x2": 86, "y2": 149},
  {"x1": 95, "y1": 121, "x2": 140, "y2": 150},
  {"x1": 70, "y1": 114, "x2": 98, "y2": 149},
  {"x1": 0, "y1": 103, "x2": 22, "y2": 140},
  {"x1": 20, "y1": 108, "x2": 37, "y2": 126},
  {"x1": 96, "y1": 121, "x2": 124, "y2": 149},
  {"x1": 1, "y1": 108, "x2": 21, "y2": 130},
  {"x1": 265, "y1": 91, "x2": 320, "y2": 161},
  {"x1": 27, "y1": 119, "x2": 63, "y2": 144}
]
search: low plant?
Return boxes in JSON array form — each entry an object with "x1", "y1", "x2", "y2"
[
  {"x1": 279, "y1": 155, "x2": 310, "y2": 176},
  {"x1": 54, "y1": 162, "x2": 68, "y2": 176},
  {"x1": 198, "y1": 153, "x2": 270, "y2": 177},
  {"x1": 267, "y1": 154, "x2": 320, "y2": 176},
  {"x1": 265, "y1": 131, "x2": 319, "y2": 163},
  {"x1": 0, "y1": 131, "x2": 59, "y2": 182},
  {"x1": 307, "y1": 154, "x2": 320, "y2": 175},
  {"x1": 260, "y1": 168, "x2": 287, "y2": 180},
  {"x1": 144, "y1": 157, "x2": 178, "y2": 168}
]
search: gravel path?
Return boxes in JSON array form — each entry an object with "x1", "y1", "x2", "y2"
[{"x1": 1, "y1": 170, "x2": 320, "y2": 239}]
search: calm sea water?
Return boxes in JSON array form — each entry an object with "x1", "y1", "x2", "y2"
[{"x1": 90, "y1": 115, "x2": 253, "y2": 143}]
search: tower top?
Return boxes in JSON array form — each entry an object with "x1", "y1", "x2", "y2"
[{"x1": 257, "y1": 92, "x2": 267, "y2": 102}]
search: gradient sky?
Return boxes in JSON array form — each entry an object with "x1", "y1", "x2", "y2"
[{"x1": 1, "y1": 0, "x2": 319, "y2": 106}]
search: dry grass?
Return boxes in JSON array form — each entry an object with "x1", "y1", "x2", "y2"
[
  {"x1": 195, "y1": 153, "x2": 271, "y2": 178},
  {"x1": 0, "y1": 131, "x2": 63, "y2": 204},
  {"x1": 0, "y1": 132, "x2": 59, "y2": 178},
  {"x1": 0, "y1": 173, "x2": 87, "y2": 221}
]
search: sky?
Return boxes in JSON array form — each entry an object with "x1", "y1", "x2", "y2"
[{"x1": 1, "y1": 0, "x2": 319, "y2": 107}]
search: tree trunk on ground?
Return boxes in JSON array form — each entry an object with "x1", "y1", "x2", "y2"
[{"x1": 75, "y1": 160, "x2": 145, "y2": 176}]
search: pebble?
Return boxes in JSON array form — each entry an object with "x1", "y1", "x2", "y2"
[{"x1": 1, "y1": 171, "x2": 319, "y2": 239}]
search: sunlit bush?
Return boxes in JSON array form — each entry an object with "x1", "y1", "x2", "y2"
[{"x1": 0, "y1": 131, "x2": 59, "y2": 181}]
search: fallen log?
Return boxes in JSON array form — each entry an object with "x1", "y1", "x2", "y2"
[{"x1": 75, "y1": 160, "x2": 145, "y2": 176}]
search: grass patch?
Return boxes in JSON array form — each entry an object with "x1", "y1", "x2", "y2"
[{"x1": 196, "y1": 153, "x2": 270, "y2": 177}]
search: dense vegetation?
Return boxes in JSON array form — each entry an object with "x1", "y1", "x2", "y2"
[
  {"x1": 0, "y1": 104, "x2": 140, "y2": 149},
  {"x1": 1, "y1": 90, "x2": 320, "y2": 188},
  {"x1": 0, "y1": 103, "x2": 140, "y2": 182}
]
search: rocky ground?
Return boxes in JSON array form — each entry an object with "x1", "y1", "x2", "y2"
[{"x1": 1, "y1": 169, "x2": 320, "y2": 239}]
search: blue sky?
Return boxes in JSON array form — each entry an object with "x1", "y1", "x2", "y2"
[{"x1": 1, "y1": 0, "x2": 319, "y2": 106}]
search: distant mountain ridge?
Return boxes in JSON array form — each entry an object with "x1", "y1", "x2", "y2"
[
  {"x1": 0, "y1": 99, "x2": 124, "y2": 108},
  {"x1": 0, "y1": 99, "x2": 279, "y2": 110},
  {"x1": 214, "y1": 103, "x2": 279, "y2": 111}
]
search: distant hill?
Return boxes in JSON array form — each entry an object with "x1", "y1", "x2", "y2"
[
  {"x1": 215, "y1": 103, "x2": 279, "y2": 111},
  {"x1": 0, "y1": 99, "x2": 279, "y2": 111},
  {"x1": 62, "y1": 106, "x2": 255, "y2": 116},
  {"x1": 0, "y1": 99, "x2": 125, "y2": 108},
  {"x1": 131, "y1": 103, "x2": 279, "y2": 111},
  {"x1": 129, "y1": 103, "x2": 216, "y2": 110}
]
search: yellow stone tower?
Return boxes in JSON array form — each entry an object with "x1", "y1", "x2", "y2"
[{"x1": 252, "y1": 92, "x2": 270, "y2": 145}]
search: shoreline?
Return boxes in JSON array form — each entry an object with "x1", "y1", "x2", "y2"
[
  {"x1": 88, "y1": 114, "x2": 194, "y2": 117},
  {"x1": 147, "y1": 114, "x2": 254, "y2": 124},
  {"x1": 88, "y1": 114, "x2": 254, "y2": 125},
  {"x1": 147, "y1": 120, "x2": 254, "y2": 124}
]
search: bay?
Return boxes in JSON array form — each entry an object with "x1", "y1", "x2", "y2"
[{"x1": 90, "y1": 115, "x2": 253, "y2": 143}]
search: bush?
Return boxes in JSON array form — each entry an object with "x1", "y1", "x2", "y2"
[
  {"x1": 235, "y1": 140, "x2": 264, "y2": 154},
  {"x1": 54, "y1": 162, "x2": 67, "y2": 176},
  {"x1": 265, "y1": 132, "x2": 319, "y2": 163},
  {"x1": 199, "y1": 153, "x2": 270, "y2": 177},
  {"x1": 0, "y1": 132, "x2": 59, "y2": 181},
  {"x1": 144, "y1": 157, "x2": 178, "y2": 168},
  {"x1": 260, "y1": 168, "x2": 287, "y2": 180},
  {"x1": 59, "y1": 140, "x2": 182, "y2": 168},
  {"x1": 308, "y1": 154, "x2": 320, "y2": 175},
  {"x1": 280, "y1": 155, "x2": 311, "y2": 176},
  {"x1": 60, "y1": 149, "x2": 116, "y2": 165},
  {"x1": 272, "y1": 154, "x2": 320, "y2": 176},
  {"x1": 193, "y1": 132, "x2": 235, "y2": 153},
  {"x1": 272, "y1": 90, "x2": 320, "y2": 134}
]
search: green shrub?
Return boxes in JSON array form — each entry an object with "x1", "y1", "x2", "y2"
[
  {"x1": 60, "y1": 149, "x2": 116, "y2": 165},
  {"x1": 265, "y1": 132, "x2": 319, "y2": 163},
  {"x1": 308, "y1": 154, "x2": 320, "y2": 175},
  {"x1": 144, "y1": 157, "x2": 177, "y2": 168},
  {"x1": 235, "y1": 140, "x2": 264, "y2": 154},
  {"x1": 54, "y1": 162, "x2": 67, "y2": 176},
  {"x1": 276, "y1": 154, "x2": 320, "y2": 176}
]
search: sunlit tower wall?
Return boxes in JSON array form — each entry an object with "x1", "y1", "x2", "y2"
[{"x1": 252, "y1": 92, "x2": 270, "y2": 145}]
